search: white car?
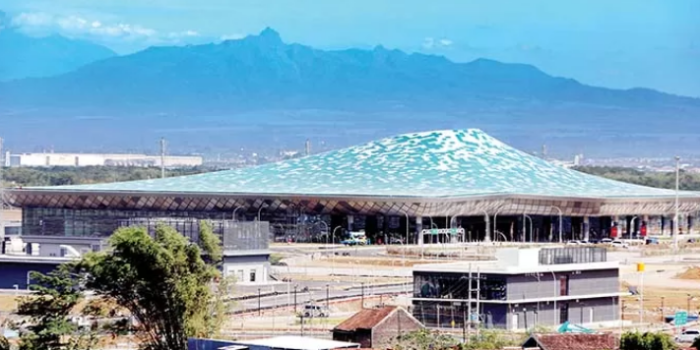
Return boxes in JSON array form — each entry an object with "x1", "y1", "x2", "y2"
[
  {"x1": 675, "y1": 329, "x2": 700, "y2": 343},
  {"x1": 610, "y1": 240, "x2": 629, "y2": 249},
  {"x1": 600, "y1": 238, "x2": 613, "y2": 244}
]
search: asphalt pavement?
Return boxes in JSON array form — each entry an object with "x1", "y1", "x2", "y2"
[{"x1": 235, "y1": 283, "x2": 410, "y2": 312}]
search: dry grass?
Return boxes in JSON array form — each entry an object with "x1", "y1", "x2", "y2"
[
  {"x1": 0, "y1": 295, "x2": 20, "y2": 312},
  {"x1": 621, "y1": 284, "x2": 700, "y2": 323},
  {"x1": 676, "y1": 266, "x2": 700, "y2": 280}
]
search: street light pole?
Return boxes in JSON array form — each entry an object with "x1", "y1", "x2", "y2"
[
  {"x1": 331, "y1": 226, "x2": 342, "y2": 274},
  {"x1": 493, "y1": 207, "x2": 506, "y2": 242},
  {"x1": 524, "y1": 215, "x2": 534, "y2": 243},
  {"x1": 232, "y1": 206, "x2": 243, "y2": 221},
  {"x1": 361, "y1": 282, "x2": 365, "y2": 309},
  {"x1": 550, "y1": 206, "x2": 564, "y2": 243},
  {"x1": 674, "y1": 156, "x2": 681, "y2": 253},
  {"x1": 294, "y1": 285, "x2": 298, "y2": 313},
  {"x1": 326, "y1": 284, "x2": 330, "y2": 310},
  {"x1": 257, "y1": 206, "x2": 267, "y2": 222},
  {"x1": 550, "y1": 269, "x2": 558, "y2": 325},
  {"x1": 318, "y1": 221, "x2": 329, "y2": 245},
  {"x1": 630, "y1": 216, "x2": 639, "y2": 239}
]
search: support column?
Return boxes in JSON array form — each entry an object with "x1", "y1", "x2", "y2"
[
  {"x1": 484, "y1": 215, "x2": 491, "y2": 242},
  {"x1": 583, "y1": 216, "x2": 590, "y2": 242},
  {"x1": 366, "y1": 215, "x2": 378, "y2": 242},
  {"x1": 642, "y1": 215, "x2": 649, "y2": 238},
  {"x1": 670, "y1": 216, "x2": 675, "y2": 237},
  {"x1": 661, "y1": 216, "x2": 666, "y2": 236},
  {"x1": 689, "y1": 215, "x2": 694, "y2": 235},
  {"x1": 347, "y1": 215, "x2": 354, "y2": 232},
  {"x1": 416, "y1": 216, "x2": 424, "y2": 245},
  {"x1": 331, "y1": 214, "x2": 343, "y2": 236}
]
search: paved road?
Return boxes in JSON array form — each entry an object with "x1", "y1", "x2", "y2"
[{"x1": 236, "y1": 283, "x2": 410, "y2": 312}]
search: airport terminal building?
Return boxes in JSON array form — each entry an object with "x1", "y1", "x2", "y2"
[{"x1": 6, "y1": 129, "x2": 700, "y2": 252}]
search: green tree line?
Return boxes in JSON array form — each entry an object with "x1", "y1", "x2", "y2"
[
  {"x1": 1, "y1": 166, "x2": 210, "y2": 187},
  {"x1": 573, "y1": 166, "x2": 700, "y2": 191}
]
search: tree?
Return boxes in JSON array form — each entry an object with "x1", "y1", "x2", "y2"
[
  {"x1": 462, "y1": 330, "x2": 521, "y2": 350},
  {"x1": 620, "y1": 331, "x2": 676, "y2": 350},
  {"x1": 80, "y1": 224, "x2": 227, "y2": 350},
  {"x1": 0, "y1": 335, "x2": 9, "y2": 350},
  {"x1": 15, "y1": 263, "x2": 98, "y2": 350},
  {"x1": 392, "y1": 329, "x2": 456, "y2": 350}
]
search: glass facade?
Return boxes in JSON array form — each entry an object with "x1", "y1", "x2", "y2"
[
  {"x1": 414, "y1": 272, "x2": 507, "y2": 301},
  {"x1": 539, "y1": 247, "x2": 607, "y2": 265},
  {"x1": 22, "y1": 208, "x2": 232, "y2": 238}
]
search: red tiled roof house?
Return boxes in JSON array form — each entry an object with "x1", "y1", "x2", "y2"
[{"x1": 332, "y1": 306, "x2": 423, "y2": 349}]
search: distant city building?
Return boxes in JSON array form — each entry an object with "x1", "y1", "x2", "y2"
[{"x1": 6, "y1": 152, "x2": 202, "y2": 167}]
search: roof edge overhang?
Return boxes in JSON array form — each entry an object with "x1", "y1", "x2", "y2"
[{"x1": 7, "y1": 188, "x2": 700, "y2": 205}]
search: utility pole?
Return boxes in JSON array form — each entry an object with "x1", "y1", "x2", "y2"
[
  {"x1": 258, "y1": 288, "x2": 262, "y2": 316},
  {"x1": 674, "y1": 156, "x2": 680, "y2": 253},
  {"x1": 160, "y1": 137, "x2": 166, "y2": 179},
  {"x1": 294, "y1": 285, "x2": 298, "y2": 313},
  {"x1": 361, "y1": 282, "x2": 365, "y2": 309},
  {"x1": 326, "y1": 284, "x2": 330, "y2": 310},
  {"x1": 476, "y1": 268, "x2": 481, "y2": 337}
]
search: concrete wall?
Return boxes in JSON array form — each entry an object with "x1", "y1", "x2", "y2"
[
  {"x1": 506, "y1": 269, "x2": 619, "y2": 300},
  {"x1": 333, "y1": 330, "x2": 371, "y2": 348},
  {"x1": 37, "y1": 243, "x2": 91, "y2": 258},
  {"x1": 506, "y1": 297, "x2": 619, "y2": 330},
  {"x1": 372, "y1": 309, "x2": 423, "y2": 349},
  {"x1": 223, "y1": 255, "x2": 270, "y2": 284}
]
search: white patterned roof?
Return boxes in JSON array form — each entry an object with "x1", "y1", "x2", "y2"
[{"x1": 48, "y1": 129, "x2": 699, "y2": 200}]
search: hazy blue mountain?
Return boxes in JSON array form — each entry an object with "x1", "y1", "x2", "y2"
[
  {"x1": 0, "y1": 13, "x2": 116, "y2": 81},
  {"x1": 3, "y1": 27, "x2": 698, "y2": 113},
  {"x1": 1, "y1": 28, "x2": 699, "y2": 157}
]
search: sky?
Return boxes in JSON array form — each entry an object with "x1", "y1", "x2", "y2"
[{"x1": 1, "y1": 0, "x2": 699, "y2": 96}]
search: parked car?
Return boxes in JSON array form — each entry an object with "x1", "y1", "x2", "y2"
[
  {"x1": 389, "y1": 237, "x2": 405, "y2": 244},
  {"x1": 675, "y1": 329, "x2": 700, "y2": 343},
  {"x1": 566, "y1": 240, "x2": 583, "y2": 245},
  {"x1": 645, "y1": 237, "x2": 660, "y2": 245},
  {"x1": 303, "y1": 304, "x2": 330, "y2": 318},
  {"x1": 600, "y1": 238, "x2": 613, "y2": 244},
  {"x1": 341, "y1": 237, "x2": 367, "y2": 246},
  {"x1": 610, "y1": 240, "x2": 629, "y2": 249}
]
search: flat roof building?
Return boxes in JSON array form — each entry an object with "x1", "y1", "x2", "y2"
[{"x1": 411, "y1": 247, "x2": 622, "y2": 330}]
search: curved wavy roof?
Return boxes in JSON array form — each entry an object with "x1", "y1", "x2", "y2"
[{"x1": 49, "y1": 129, "x2": 698, "y2": 200}]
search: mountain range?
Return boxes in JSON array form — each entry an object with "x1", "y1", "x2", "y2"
[
  {"x1": 0, "y1": 12, "x2": 116, "y2": 81},
  {"x1": 0, "y1": 27, "x2": 699, "y2": 156}
]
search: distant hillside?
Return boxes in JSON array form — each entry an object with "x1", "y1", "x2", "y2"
[
  {"x1": 2, "y1": 28, "x2": 698, "y2": 113},
  {"x1": 0, "y1": 11, "x2": 116, "y2": 81},
  {"x1": 1, "y1": 27, "x2": 699, "y2": 157}
]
